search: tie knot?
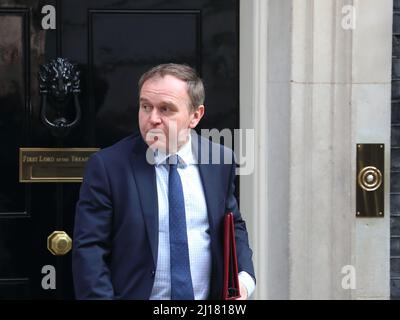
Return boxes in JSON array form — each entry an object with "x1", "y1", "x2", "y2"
[{"x1": 168, "y1": 154, "x2": 180, "y2": 166}]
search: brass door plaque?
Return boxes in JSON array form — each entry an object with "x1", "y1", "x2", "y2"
[
  {"x1": 356, "y1": 144, "x2": 384, "y2": 217},
  {"x1": 19, "y1": 148, "x2": 99, "y2": 183}
]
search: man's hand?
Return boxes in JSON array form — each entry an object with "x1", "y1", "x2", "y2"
[{"x1": 235, "y1": 280, "x2": 248, "y2": 300}]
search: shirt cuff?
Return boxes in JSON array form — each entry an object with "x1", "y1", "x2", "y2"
[{"x1": 238, "y1": 271, "x2": 256, "y2": 299}]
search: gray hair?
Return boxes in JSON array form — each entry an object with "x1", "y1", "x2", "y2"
[{"x1": 138, "y1": 63, "x2": 205, "y2": 111}]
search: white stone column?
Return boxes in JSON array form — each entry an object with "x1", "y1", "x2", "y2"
[
  {"x1": 289, "y1": 0, "x2": 392, "y2": 299},
  {"x1": 240, "y1": 0, "x2": 291, "y2": 299},
  {"x1": 351, "y1": 0, "x2": 392, "y2": 299},
  {"x1": 240, "y1": 0, "x2": 270, "y2": 300},
  {"x1": 289, "y1": 0, "x2": 354, "y2": 299},
  {"x1": 240, "y1": 0, "x2": 392, "y2": 299}
]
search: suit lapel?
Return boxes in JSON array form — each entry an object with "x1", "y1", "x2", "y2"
[
  {"x1": 129, "y1": 138, "x2": 159, "y2": 267},
  {"x1": 198, "y1": 164, "x2": 219, "y2": 238},
  {"x1": 193, "y1": 132, "x2": 219, "y2": 248}
]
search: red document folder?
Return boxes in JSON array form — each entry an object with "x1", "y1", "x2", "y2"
[{"x1": 222, "y1": 212, "x2": 241, "y2": 300}]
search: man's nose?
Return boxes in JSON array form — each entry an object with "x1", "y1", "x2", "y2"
[{"x1": 149, "y1": 109, "x2": 161, "y2": 125}]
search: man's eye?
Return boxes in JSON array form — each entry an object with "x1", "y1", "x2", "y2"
[
  {"x1": 142, "y1": 105, "x2": 151, "y2": 111},
  {"x1": 160, "y1": 106, "x2": 168, "y2": 113}
]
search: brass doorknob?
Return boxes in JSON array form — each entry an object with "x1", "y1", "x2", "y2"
[
  {"x1": 47, "y1": 231, "x2": 72, "y2": 256},
  {"x1": 357, "y1": 166, "x2": 382, "y2": 192}
]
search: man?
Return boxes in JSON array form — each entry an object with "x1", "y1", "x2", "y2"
[{"x1": 72, "y1": 63, "x2": 255, "y2": 300}]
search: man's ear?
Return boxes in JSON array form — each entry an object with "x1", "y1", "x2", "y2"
[{"x1": 189, "y1": 105, "x2": 205, "y2": 128}]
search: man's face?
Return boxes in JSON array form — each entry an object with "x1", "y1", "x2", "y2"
[{"x1": 138, "y1": 75, "x2": 204, "y2": 153}]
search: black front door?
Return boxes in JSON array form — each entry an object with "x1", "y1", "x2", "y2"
[{"x1": 0, "y1": 0, "x2": 239, "y2": 299}]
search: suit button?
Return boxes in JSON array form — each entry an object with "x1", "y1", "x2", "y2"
[{"x1": 151, "y1": 270, "x2": 155, "y2": 277}]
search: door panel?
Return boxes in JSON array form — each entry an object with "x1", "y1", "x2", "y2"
[
  {"x1": 0, "y1": 0, "x2": 239, "y2": 299},
  {"x1": 87, "y1": 9, "x2": 200, "y2": 146},
  {"x1": 0, "y1": 5, "x2": 32, "y2": 300},
  {"x1": 0, "y1": 9, "x2": 28, "y2": 214}
]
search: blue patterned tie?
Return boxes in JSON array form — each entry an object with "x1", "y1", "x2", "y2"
[{"x1": 168, "y1": 155, "x2": 194, "y2": 300}]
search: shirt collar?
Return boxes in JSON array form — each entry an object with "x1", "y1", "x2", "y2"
[{"x1": 153, "y1": 134, "x2": 196, "y2": 167}]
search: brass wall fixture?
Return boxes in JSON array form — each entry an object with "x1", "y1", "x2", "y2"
[
  {"x1": 47, "y1": 231, "x2": 72, "y2": 256},
  {"x1": 358, "y1": 166, "x2": 382, "y2": 192},
  {"x1": 356, "y1": 144, "x2": 384, "y2": 218}
]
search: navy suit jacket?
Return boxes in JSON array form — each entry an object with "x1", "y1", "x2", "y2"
[{"x1": 72, "y1": 132, "x2": 255, "y2": 299}]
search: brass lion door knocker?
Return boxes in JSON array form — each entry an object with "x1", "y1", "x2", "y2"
[{"x1": 38, "y1": 57, "x2": 81, "y2": 138}]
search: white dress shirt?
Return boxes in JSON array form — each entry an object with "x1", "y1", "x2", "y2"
[{"x1": 149, "y1": 135, "x2": 255, "y2": 299}]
